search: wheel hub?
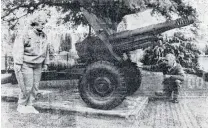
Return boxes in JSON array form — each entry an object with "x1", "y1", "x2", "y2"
[{"x1": 93, "y1": 77, "x2": 113, "y2": 97}]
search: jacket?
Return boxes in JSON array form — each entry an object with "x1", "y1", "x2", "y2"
[
  {"x1": 143, "y1": 62, "x2": 185, "y2": 82},
  {"x1": 13, "y1": 29, "x2": 49, "y2": 65}
]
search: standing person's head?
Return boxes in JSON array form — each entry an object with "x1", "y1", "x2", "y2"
[
  {"x1": 164, "y1": 53, "x2": 176, "y2": 67},
  {"x1": 30, "y1": 15, "x2": 47, "y2": 32}
]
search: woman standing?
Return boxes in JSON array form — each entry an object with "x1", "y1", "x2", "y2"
[{"x1": 13, "y1": 16, "x2": 49, "y2": 113}]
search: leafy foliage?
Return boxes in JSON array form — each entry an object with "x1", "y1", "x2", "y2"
[
  {"x1": 142, "y1": 38, "x2": 201, "y2": 75},
  {"x1": 59, "y1": 33, "x2": 72, "y2": 52},
  {"x1": 2, "y1": 0, "x2": 197, "y2": 30}
]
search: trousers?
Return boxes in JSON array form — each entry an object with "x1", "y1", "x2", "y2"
[
  {"x1": 163, "y1": 79, "x2": 182, "y2": 99},
  {"x1": 14, "y1": 63, "x2": 42, "y2": 106}
]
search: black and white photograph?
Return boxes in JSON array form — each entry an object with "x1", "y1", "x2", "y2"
[{"x1": 1, "y1": 0, "x2": 208, "y2": 127}]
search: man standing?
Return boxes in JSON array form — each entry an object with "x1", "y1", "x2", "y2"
[
  {"x1": 13, "y1": 15, "x2": 49, "y2": 113},
  {"x1": 142, "y1": 53, "x2": 185, "y2": 103}
]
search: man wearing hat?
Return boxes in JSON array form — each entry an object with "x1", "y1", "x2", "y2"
[
  {"x1": 141, "y1": 53, "x2": 185, "y2": 103},
  {"x1": 13, "y1": 15, "x2": 49, "y2": 113}
]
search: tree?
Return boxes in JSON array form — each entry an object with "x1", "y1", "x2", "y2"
[
  {"x1": 2, "y1": 0, "x2": 196, "y2": 30},
  {"x1": 59, "y1": 33, "x2": 72, "y2": 52}
]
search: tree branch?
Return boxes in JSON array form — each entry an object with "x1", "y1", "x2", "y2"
[
  {"x1": 1, "y1": 0, "x2": 76, "y2": 19},
  {"x1": 5, "y1": 12, "x2": 29, "y2": 22}
]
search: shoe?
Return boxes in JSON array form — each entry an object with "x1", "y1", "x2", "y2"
[
  {"x1": 17, "y1": 105, "x2": 26, "y2": 113},
  {"x1": 155, "y1": 91, "x2": 171, "y2": 97},
  {"x1": 26, "y1": 106, "x2": 39, "y2": 114},
  {"x1": 171, "y1": 98, "x2": 179, "y2": 103},
  {"x1": 17, "y1": 105, "x2": 39, "y2": 114}
]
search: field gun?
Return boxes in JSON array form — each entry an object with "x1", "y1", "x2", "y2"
[{"x1": 73, "y1": 9, "x2": 194, "y2": 110}]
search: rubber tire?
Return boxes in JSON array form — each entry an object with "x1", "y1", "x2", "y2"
[
  {"x1": 79, "y1": 61, "x2": 127, "y2": 110},
  {"x1": 121, "y1": 61, "x2": 142, "y2": 95}
]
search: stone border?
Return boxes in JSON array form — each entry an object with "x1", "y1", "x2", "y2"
[{"x1": 1, "y1": 85, "x2": 149, "y2": 119}]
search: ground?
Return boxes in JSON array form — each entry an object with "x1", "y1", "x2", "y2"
[{"x1": 1, "y1": 71, "x2": 208, "y2": 128}]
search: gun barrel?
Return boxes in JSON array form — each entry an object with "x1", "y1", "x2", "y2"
[
  {"x1": 109, "y1": 16, "x2": 195, "y2": 41},
  {"x1": 113, "y1": 35, "x2": 158, "y2": 52}
]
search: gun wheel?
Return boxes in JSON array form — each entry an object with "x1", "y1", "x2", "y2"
[{"x1": 79, "y1": 61, "x2": 127, "y2": 110}]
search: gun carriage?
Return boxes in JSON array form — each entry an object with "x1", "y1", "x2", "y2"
[{"x1": 73, "y1": 11, "x2": 194, "y2": 109}]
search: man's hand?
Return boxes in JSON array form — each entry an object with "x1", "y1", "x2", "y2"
[
  {"x1": 14, "y1": 64, "x2": 22, "y2": 72},
  {"x1": 42, "y1": 65, "x2": 48, "y2": 71},
  {"x1": 164, "y1": 75, "x2": 171, "y2": 79}
]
